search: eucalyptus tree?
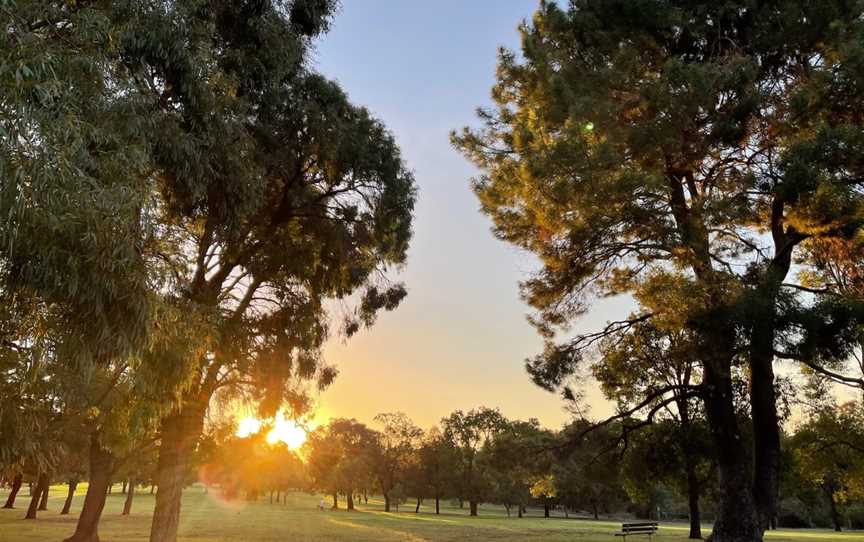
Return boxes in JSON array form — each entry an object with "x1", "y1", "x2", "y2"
[
  {"x1": 441, "y1": 407, "x2": 507, "y2": 516},
  {"x1": 92, "y1": 2, "x2": 417, "y2": 540},
  {"x1": 454, "y1": 2, "x2": 864, "y2": 539},
  {"x1": 369, "y1": 412, "x2": 423, "y2": 512}
]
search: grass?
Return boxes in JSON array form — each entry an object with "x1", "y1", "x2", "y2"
[{"x1": 1, "y1": 485, "x2": 862, "y2": 541}]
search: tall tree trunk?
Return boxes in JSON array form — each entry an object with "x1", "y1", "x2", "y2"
[
  {"x1": 592, "y1": 502, "x2": 598, "y2": 520},
  {"x1": 331, "y1": 492, "x2": 338, "y2": 509},
  {"x1": 435, "y1": 495, "x2": 440, "y2": 515},
  {"x1": 544, "y1": 503, "x2": 550, "y2": 518},
  {"x1": 122, "y1": 478, "x2": 136, "y2": 515},
  {"x1": 415, "y1": 497, "x2": 421, "y2": 513},
  {"x1": 64, "y1": 433, "x2": 114, "y2": 542},
  {"x1": 702, "y1": 344, "x2": 761, "y2": 542},
  {"x1": 3, "y1": 473, "x2": 23, "y2": 508},
  {"x1": 750, "y1": 319, "x2": 781, "y2": 534},
  {"x1": 826, "y1": 482, "x2": 843, "y2": 532},
  {"x1": 38, "y1": 478, "x2": 50, "y2": 510},
  {"x1": 61, "y1": 480, "x2": 78, "y2": 515},
  {"x1": 469, "y1": 501, "x2": 478, "y2": 516},
  {"x1": 517, "y1": 504, "x2": 523, "y2": 518},
  {"x1": 149, "y1": 401, "x2": 205, "y2": 542},
  {"x1": 25, "y1": 472, "x2": 48, "y2": 519},
  {"x1": 686, "y1": 465, "x2": 702, "y2": 540},
  {"x1": 384, "y1": 493, "x2": 390, "y2": 512},
  {"x1": 346, "y1": 493, "x2": 354, "y2": 511},
  {"x1": 122, "y1": 480, "x2": 127, "y2": 494}
]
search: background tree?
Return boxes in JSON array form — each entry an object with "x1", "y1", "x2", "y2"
[
  {"x1": 369, "y1": 412, "x2": 422, "y2": 512},
  {"x1": 442, "y1": 407, "x2": 506, "y2": 516}
]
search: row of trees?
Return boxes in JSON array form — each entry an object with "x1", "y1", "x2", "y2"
[
  {"x1": 454, "y1": 1, "x2": 864, "y2": 540},
  {"x1": 0, "y1": 2, "x2": 416, "y2": 542},
  {"x1": 195, "y1": 405, "x2": 864, "y2": 533}
]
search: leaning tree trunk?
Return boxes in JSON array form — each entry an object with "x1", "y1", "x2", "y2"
[
  {"x1": 3, "y1": 473, "x2": 23, "y2": 508},
  {"x1": 25, "y1": 472, "x2": 49, "y2": 519},
  {"x1": 64, "y1": 433, "x2": 115, "y2": 542},
  {"x1": 38, "y1": 479, "x2": 50, "y2": 510},
  {"x1": 702, "y1": 343, "x2": 761, "y2": 542},
  {"x1": 122, "y1": 478, "x2": 136, "y2": 515},
  {"x1": 61, "y1": 480, "x2": 78, "y2": 515},
  {"x1": 149, "y1": 401, "x2": 205, "y2": 542}
]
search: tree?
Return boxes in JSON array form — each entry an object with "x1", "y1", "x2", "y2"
[
  {"x1": 790, "y1": 402, "x2": 864, "y2": 532},
  {"x1": 305, "y1": 418, "x2": 377, "y2": 510},
  {"x1": 595, "y1": 320, "x2": 712, "y2": 538},
  {"x1": 369, "y1": 413, "x2": 422, "y2": 512},
  {"x1": 409, "y1": 428, "x2": 460, "y2": 515},
  {"x1": 453, "y1": 2, "x2": 864, "y2": 539},
  {"x1": 442, "y1": 408, "x2": 507, "y2": 516}
]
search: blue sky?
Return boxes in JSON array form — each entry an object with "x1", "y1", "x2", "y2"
[{"x1": 313, "y1": 1, "x2": 626, "y2": 429}]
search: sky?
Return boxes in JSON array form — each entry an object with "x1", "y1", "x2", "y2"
[{"x1": 309, "y1": 1, "x2": 628, "y2": 431}]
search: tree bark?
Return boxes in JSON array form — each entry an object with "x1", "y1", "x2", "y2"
[
  {"x1": 469, "y1": 500, "x2": 478, "y2": 516},
  {"x1": 435, "y1": 496, "x2": 439, "y2": 515},
  {"x1": 38, "y1": 478, "x2": 50, "y2": 510},
  {"x1": 149, "y1": 401, "x2": 205, "y2": 542},
  {"x1": 415, "y1": 497, "x2": 421, "y2": 513},
  {"x1": 826, "y1": 482, "x2": 843, "y2": 532},
  {"x1": 701, "y1": 341, "x2": 761, "y2": 542},
  {"x1": 346, "y1": 493, "x2": 354, "y2": 511},
  {"x1": 331, "y1": 492, "x2": 338, "y2": 509},
  {"x1": 121, "y1": 480, "x2": 127, "y2": 494},
  {"x1": 3, "y1": 473, "x2": 23, "y2": 508},
  {"x1": 64, "y1": 433, "x2": 114, "y2": 542},
  {"x1": 686, "y1": 466, "x2": 702, "y2": 540},
  {"x1": 122, "y1": 478, "x2": 135, "y2": 515},
  {"x1": 25, "y1": 472, "x2": 48, "y2": 519},
  {"x1": 544, "y1": 503, "x2": 550, "y2": 518},
  {"x1": 517, "y1": 504, "x2": 523, "y2": 518},
  {"x1": 61, "y1": 480, "x2": 78, "y2": 515},
  {"x1": 384, "y1": 493, "x2": 390, "y2": 512}
]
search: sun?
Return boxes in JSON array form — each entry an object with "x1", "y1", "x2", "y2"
[
  {"x1": 235, "y1": 415, "x2": 307, "y2": 450},
  {"x1": 266, "y1": 418, "x2": 307, "y2": 449}
]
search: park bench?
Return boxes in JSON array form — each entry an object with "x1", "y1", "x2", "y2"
[{"x1": 614, "y1": 521, "x2": 658, "y2": 540}]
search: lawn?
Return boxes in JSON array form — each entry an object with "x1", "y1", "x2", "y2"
[{"x1": 1, "y1": 485, "x2": 862, "y2": 542}]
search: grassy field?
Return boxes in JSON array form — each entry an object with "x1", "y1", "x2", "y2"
[{"x1": 1, "y1": 485, "x2": 863, "y2": 541}]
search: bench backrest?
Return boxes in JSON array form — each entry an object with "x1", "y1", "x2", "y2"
[{"x1": 621, "y1": 522, "x2": 658, "y2": 533}]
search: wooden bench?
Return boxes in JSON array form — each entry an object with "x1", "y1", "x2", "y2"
[{"x1": 614, "y1": 521, "x2": 658, "y2": 540}]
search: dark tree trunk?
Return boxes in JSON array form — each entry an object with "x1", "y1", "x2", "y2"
[
  {"x1": 686, "y1": 466, "x2": 702, "y2": 540},
  {"x1": 25, "y1": 472, "x2": 48, "y2": 519},
  {"x1": 38, "y1": 478, "x2": 50, "y2": 510},
  {"x1": 435, "y1": 496, "x2": 440, "y2": 515},
  {"x1": 149, "y1": 401, "x2": 205, "y2": 542},
  {"x1": 363, "y1": 490, "x2": 367, "y2": 503},
  {"x1": 517, "y1": 504, "x2": 523, "y2": 518},
  {"x1": 64, "y1": 433, "x2": 114, "y2": 542},
  {"x1": 331, "y1": 492, "x2": 338, "y2": 509},
  {"x1": 121, "y1": 480, "x2": 127, "y2": 494},
  {"x1": 469, "y1": 501, "x2": 478, "y2": 516},
  {"x1": 269, "y1": 490, "x2": 273, "y2": 504},
  {"x1": 415, "y1": 497, "x2": 421, "y2": 513},
  {"x1": 347, "y1": 493, "x2": 354, "y2": 511},
  {"x1": 826, "y1": 483, "x2": 843, "y2": 532},
  {"x1": 592, "y1": 502, "x2": 599, "y2": 520},
  {"x1": 150, "y1": 485, "x2": 155, "y2": 495},
  {"x1": 750, "y1": 313, "x2": 781, "y2": 534},
  {"x1": 3, "y1": 473, "x2": 23, "y2": 508},
  {"x1": 122, "y1": 479, "x2": 135, "y2": 515},
  {"x1": 544, "y1": 503, "x2": 550, "y2": 518},
  {"x1": 61, "y1": 481, "x2": 78, "y2": 515},
  {"x1": 701, "y1": 340, "x2": 762, "y2": 542},
  {"x1": 384, "y1": 493, "x2": 390, "y2": 512}
]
